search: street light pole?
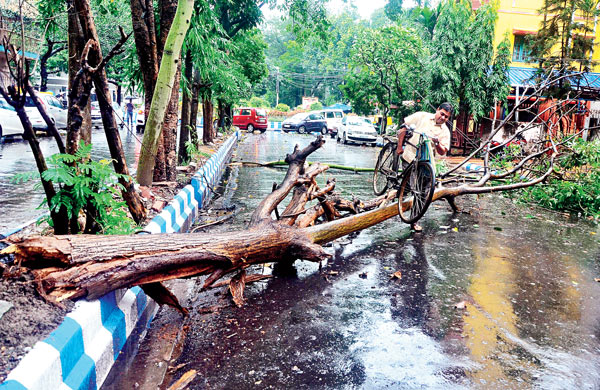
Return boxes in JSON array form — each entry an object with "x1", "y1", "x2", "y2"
[{"x1": 275, "y1": 66, "x2": 280, "y2": 106}]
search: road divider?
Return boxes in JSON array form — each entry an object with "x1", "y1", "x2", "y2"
[{"x1": 0, "y1": 131, "x2": 241, "y2": 390}]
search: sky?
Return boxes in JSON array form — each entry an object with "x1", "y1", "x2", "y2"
[{"x1": 326, "y1": 0, "x2": 388, "y2": 20}]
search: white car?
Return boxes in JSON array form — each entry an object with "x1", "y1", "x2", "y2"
[
  {"x1": 314, "y1": 109, "x2": 344, "y2": 138},
  {"x1": 91, "y1": 101, "x2": 102, "y2": 127},
  {"x1": 37, "y1": 93, "x2": 67, "y2": 129},
  {"x1": 337, "y1": 116, "x2": 378, "y2": 146},
  {"x1": 0, "y1": 97, "x2": 47, "y2": 137},
  {"x1": 135, "y1": 107, "x2": 145, "y2": 132}
]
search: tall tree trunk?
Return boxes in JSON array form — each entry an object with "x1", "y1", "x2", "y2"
[
  {"x1": 189, "y1": 69, "x2": 200, "y2": 146},
  {"x1": 202, "y1": 97, "x2": 214, "y2": 144},
  {"x1": 154, "y1": 65, "x2": 180, "y2": 181},
  {"x1": 67, "y1": 0, "x2": 91, "y2": 153},
  {"x1": 178, "y1": 50, "x2": 193, "y2": 164},
  {"x1": 136, "y1": 0, "x2": 194, "y2": 185},
  {"x1": 129, "y1": 0, "x2": 159, "y2": 129},
  {"x1": 74, "y1": 0, "x2": 146, "y2": 224},
  {"x1": 152, "y1": 0, "x2": 181, "y2": 182}
]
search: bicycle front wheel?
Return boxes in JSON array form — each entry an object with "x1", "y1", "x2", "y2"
[
  {"x1": 397, "y1": 161, "x2": 435, "y2": 224},
  {"x1": 373, "y1": 142, "x2": 396, "y2": 195}
]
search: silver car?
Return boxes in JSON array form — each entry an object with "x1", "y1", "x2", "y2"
[
  {"x1": 337, "y1": 116, "x2": 378, "y2": 146},
  {"x1": 0, "y1": 97, "x2": 46, "y2": 138},
  {"x1": 38, "y1": 93, "x2": 68, "y2": 129}
]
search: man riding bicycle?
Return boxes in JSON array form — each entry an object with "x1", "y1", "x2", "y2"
[{"x1": 396, "y1": 102, "x2": 453, "y2": 231}]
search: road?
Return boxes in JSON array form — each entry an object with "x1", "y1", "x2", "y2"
[
  {"x1": 0, "y1": 126, "x2": 143, "y2": 235},
  {"x1": 120, "y1": 131, "x2": 600, "y2": 389}
]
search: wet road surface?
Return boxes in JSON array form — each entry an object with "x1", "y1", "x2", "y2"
[
  {"x1": 164, "y1": 132, "x2": 600, "y2": 389},
  {"x1": 0, "y1": 127, "x2": 143, "y2": 234}
]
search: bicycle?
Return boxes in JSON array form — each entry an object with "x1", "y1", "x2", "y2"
[{"x1": 372, "y1": 125, "x2": 436, "y2": 224}]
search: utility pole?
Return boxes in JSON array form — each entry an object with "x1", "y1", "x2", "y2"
[{"x1": 275, "y1": 66, "x2": 280, "y2": 106}]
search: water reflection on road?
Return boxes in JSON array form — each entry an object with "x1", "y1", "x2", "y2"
[
  {"x1": 176, "y1": 131, "x2": 600, "y2": 389},
  {"x1": 0, "y1": 127, "x2": 142, "y2": 234}
]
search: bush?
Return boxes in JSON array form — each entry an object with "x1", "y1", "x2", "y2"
[
  {"x1": 310, "y1": 101, "x2": 323, "y2": 110},
  {"x1": 511, "y1": 138, "x2": 600, "y2": 219},
  {"x1": 249, "y1": 96, "x2": 269, "y2": 108},
  {"x1": 275, "y1": 103, "x2": 290, "y2": 112}
]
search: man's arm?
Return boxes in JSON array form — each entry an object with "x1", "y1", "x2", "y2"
[{"x1": 431, "y1": 137, "x2": 448, "y2": 156}]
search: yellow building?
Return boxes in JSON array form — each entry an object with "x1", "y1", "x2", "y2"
[{"x1": 486, "y1": 0, "x2": 600, "y2": 83}]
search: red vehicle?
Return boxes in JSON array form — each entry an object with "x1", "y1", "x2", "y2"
[{"x1": 233, "y1": 107, "x2": 268, "y2": 132}]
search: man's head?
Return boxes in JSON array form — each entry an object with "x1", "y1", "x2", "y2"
[
  {"x1": 434, "y1": 102, "x2": 453, "y2": 125},
  {"x1": 129, "y1": 98, "x2": 133, "y2": 103}
]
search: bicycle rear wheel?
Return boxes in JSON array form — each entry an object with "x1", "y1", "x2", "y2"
[
  {"x1": 373, "y1": 142, "x2": 396, "y2": 195},
  {"x1": 397, "y1": 161, "x2": 435, "y2": 224}
]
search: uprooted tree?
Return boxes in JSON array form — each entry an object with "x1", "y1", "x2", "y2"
[{"x1": 2, "y1": 67, "x2": 596, "y2": 310}]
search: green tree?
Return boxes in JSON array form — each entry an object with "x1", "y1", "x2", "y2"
[
  {"x1": 425, "y1": 0, "x2": 510, "y2": 120},
  {"x1": 344, "y1": 26, "x2": 426, "y2": 132}
]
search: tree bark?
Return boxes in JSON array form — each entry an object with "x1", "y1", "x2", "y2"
[
  {"x1": 67, "y1": 0, "x2": 91, "y2": 153},
  {"x1": 202, "y1": 97, "x2": 213, "y2": 144},
  {"x1": 40, "y1": 38, "x2": 66, "y2": 93},
  {"x1": 25, "y1": 82, "x2": 65, "y2": 153},
  {"x1": 178, "y1": 50, "x2": 193, "y2": 164},
  {"x1": 129, "y1": 0, "x2": 159, "y2": 125},
  {"x1": 189, "y1": 69, "x2": 200, "y2": 146},
  {"x1": 136, "y1": 0, "x2": 194, "y2": 186},
  {"x1": 74, "y1": 0, "x2": 147, "y2": 224}
]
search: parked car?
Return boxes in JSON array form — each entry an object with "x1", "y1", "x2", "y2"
[
  {"x1": 314, "y1": 109, "x2": 344, "y2": 138},
  {"x1": 91, "y1": 101, "x2": 102, "y2": 127},
  {"x1": 232, "y1": 107, "x2": 268, "y2": 132},
  {"x1": 281, "y1": 112, "x2": 328, "y2": 134},
  {"x1": 0, "y1": 97, "x2": 46, "y2": 138},
  {"x1": 337, "y1": 116, "x2": 378, "y2": 146},
  {"x1": 38, "y1": 92, "x2": 67, "y2": 129}
]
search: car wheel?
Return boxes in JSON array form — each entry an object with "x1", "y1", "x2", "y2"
[
  {"x1": 260, "y1": 129, "x2": 266, "y2": 133},
  {"x1": 0, "y1": 125, "x2": 3, "y2": 139},
  {"x1": 321, "y1": 126, "x2": 327, "y2": 135},
  {"x1": 136, "y1": 125, "x2": 143, "y2": 133},
  {"x1": 370, "y1": 142, "x2": 377, "y2": 147},
  {"x1": 343, "y1": 132, "x2": 348, "y2": 144},
  {"x1": 298, "y1": 125, "x2": 306, "y2": 134},
  {"x1": 247, "y1": 124, "x2": 254, "y2": 132}
]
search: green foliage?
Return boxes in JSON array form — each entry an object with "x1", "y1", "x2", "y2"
[
  {"x1": 425, "y1": 0, "x2": 509, "y2": 120},
  {"x1": 249, "y1": 96, "x2": 269, "y2": 108},
  {"x1": 344, "y1": 25, "x2": 426, "y2": 122},
  {"x1": 275, "y1": 103, "x2": 290, "y2": 112},
  {"x1": 309, "y1": 101, "x2": 323, "y2": 110},
  {"x1": 41, "y1": 143, "x2": 136, "y2": 234},
  {"x1": 496, "y1": 138, "x2": 600, "y2": 219},
  {"x1": 528, "y1": 0, "x2": 597, "y2": 72},
  {"x1": 185, "y1": 141, "x2": 212, "y2": 160}
]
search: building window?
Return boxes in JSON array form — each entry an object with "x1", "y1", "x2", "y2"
[{"x1": 513, "y1": 35, "x2": 531, "y2": 62}]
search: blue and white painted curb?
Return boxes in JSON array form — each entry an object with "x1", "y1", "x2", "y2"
[
  {"x1": 1, "y1": 288, "x2": 155, "y2": 390},
  {"x1": 0, "y1": 132, "x2": 240, "y2": 390},
  {"x1": 268, "y1": 121, "x2": 282, "y2": 131},
  {"x1": 144, "y1": 131, "x2": 240, "y2": 234}
]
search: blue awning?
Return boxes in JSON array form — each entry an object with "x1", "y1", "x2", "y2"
[
  {"x1": 0, "y1": 45, "x2": 39, "y2": 60},
  {"x1": 323, "y1": 103, "x2": 352, "y2": 113},
  {"x1": 508, "y1": 66, "x2": 600, "y2": 89}
]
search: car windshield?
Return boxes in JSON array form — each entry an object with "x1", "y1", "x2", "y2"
[
  {"x1": 289, "y1": 113, "x2": 306, "y2": 121},
  {"x1": 348, "y1": 118, "x2": 368, "y2": 126},
  {"x1": 256, "y1": 109, "x2": 267, "y2": 117}
]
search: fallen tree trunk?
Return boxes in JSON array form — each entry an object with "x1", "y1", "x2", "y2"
[{"x1": 3, "y1": 135, "x2": 558, "y2": 308}]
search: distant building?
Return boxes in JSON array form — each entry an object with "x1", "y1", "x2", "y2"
[
  {"x1": 0, "y1": 6, "x2": 41, "y2": 89},
  {"x1": 454, "y1": 0, "x2": 600, "y2": 153}
]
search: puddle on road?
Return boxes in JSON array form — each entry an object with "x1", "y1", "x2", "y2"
[{"x1": 177, "y1": 132, "x2": 600, "y2": 389}]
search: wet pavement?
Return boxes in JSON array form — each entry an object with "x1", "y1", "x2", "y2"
[
  {"x1": 159, "y1": 132, "x2": 600, "y2": 389},
  {"x1": 0, "y1": 127, "x2": 143, "y2": 234}
]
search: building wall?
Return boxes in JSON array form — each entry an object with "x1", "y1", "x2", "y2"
[{"x1": 493, "y1": 0, "x2": 600, "y2": 71}]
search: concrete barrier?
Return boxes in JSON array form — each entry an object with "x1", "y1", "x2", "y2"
[{"x1": 0, "y1": 131, "x2": 240, "y2": 390}]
